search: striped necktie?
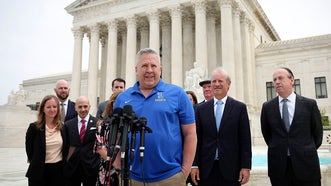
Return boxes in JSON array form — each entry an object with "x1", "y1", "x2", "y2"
[
  {"x1": 80, "y1": 119, "x2": 86, "y2": 143},
  {"x1": 60, "y1": 102, "x2": 65, "y2": 122}
]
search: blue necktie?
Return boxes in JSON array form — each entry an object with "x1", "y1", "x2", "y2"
[
  {"x1": 215, "y1": 100, "x2": 223, "y2": 160},
  {"x1": 215, "y1": 100, "x2": 223, "y2": 131},
  {"x1": 282, "y1": 99, "x2": 290, "y2": 132}
]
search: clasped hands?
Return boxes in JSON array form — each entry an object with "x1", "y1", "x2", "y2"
[{"x1": 190, "y1": 168, "x2": 250, "y2": 185}]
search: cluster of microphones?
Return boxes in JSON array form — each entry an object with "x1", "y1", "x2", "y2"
[{"x1": 100, "y1": 104, "x2": 152, "y2": 184}]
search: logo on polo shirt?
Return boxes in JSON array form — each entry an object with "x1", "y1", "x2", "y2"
[{"x1": 155, "y1": 92, "x2": 166, "y2": 102}]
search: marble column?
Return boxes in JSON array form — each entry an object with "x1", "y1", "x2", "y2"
[
  {"x1": 220, "y1": 0, "x2": 236, "y2": 97},
  {"x1": 240, "y1": 14, "x2": 251, "y2": 104},
  {"x1": 169, "y1": 6, "x2": 183, "y2": 86},
  {"x1": 216, "y1": 21, "x2": 222, "y2": 67},
  {"x1": 71, "y1": 27, "x2": 84, "y2": 100},
  {"x1": 193, "y1": 0, "x2": 208, "y2": 73},
  {"x1": 120, "y1": 31, "x2": 127, "y2": 78},
  {"x1": 182, "y1": 14, "x2": 194, "y2": 77},
  {"x1": 117, "y1": 37, "x2": 122, "y2": 76},
  {"x1": 233, "y1": 4, "x2": 244, "y2": 101},
  {"x1": 125, "y1": 16, "x2": 137, "y2": 87},
  {"x1": 87, "y1": 24, "x2": 100, "y2": 114},
  {"x1": 105, "y1": 20, "x2": 118, "y2": 99},
  {"x1": 147, "y1": 10, "x2": 160, "y2": 52},
  {"x1": 207, "y1": 9, "x2": 217, "y2": 76},
  {"x1": 161, "y1": 16, "x2": 171, "y2": 83},
  {"x1": 140, "y1": 22, "x2": 149, "y2": 50},
  {"x1": 99, "y1": 36, "x2": 108, "y2": 102},
  {"x1": 249, "y1": 22, "x2": 257, "y2": 107}
]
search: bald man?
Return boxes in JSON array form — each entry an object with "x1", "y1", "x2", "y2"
[
  {"x1": 54, "y1": 79, "x2": 77, "y2": 122},
  {"x1": 63, "y1": 96, "x2": 100, "y2": 186}
]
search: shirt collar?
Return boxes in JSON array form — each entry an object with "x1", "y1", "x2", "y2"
[
  {"x1": 278, "y1": 92, "x2": 296, "y2": 103},
  {"x1": 132, "y1": 79, "x2": 165, "y2": 94},
  {"x1": 78, "y1": 115, "x2": 90, "y2": 123},
  {"x1": 59, "y1": 98, "x2": 69, "y2": 105},
  {"x1": 213, "y1": 96, "x2": 228, "y2": 106}
]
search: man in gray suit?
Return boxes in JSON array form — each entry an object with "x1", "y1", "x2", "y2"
[{"x1": 261, "y1": 67, "x2": 323, "y2": 186}]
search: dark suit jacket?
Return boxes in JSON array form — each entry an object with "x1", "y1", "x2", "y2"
[
  {"x1": 261, "y1": 94, "x2": 323, "y2": 181},
  {"x1": 63, "y1": 115, "x2": 100, "y2": 178},
  {"x1": 65, "y1": 100, "x2": 78, "y2": 122},
  {"x1": 96, "y1": 100, "x2": 107, "y2": 119},
  {"x1": 25, "y1": 122, "x2": 66, "y2": 180},
  {"x1": 193, "y1": 97, "x2": 252, "y2": 181}
]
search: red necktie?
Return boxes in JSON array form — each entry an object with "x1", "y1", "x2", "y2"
[{"x1": 80, "y1": 119, "x2": 86, "y2": 143}]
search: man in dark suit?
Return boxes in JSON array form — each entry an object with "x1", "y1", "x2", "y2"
[
  {"x1": 96, "y1": 78, "x2": 126, "y2": 119},
  {"x1": 261, "y1": 67, "x2": 323, "y2": 186},
  {"x1": 54, "y1": 79, "x2": 77, "y2": 122},
  {"x1": 63, "y1": 96, "x2": 100, "y2": 186},
  {"x1": 198, "y1": 79, "x2": 214, "y2": 103},
  {"x1": 191, "y1": 67, "x2": 252, "y2": 186}
]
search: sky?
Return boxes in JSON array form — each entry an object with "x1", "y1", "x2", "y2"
[{"x1": 0, "y1": 0, "x2": 330, "y2": 105}]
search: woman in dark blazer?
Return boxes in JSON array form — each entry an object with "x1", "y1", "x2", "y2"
[{"x1": 25, "y1": 95, "x2": 66, "y2": 186}]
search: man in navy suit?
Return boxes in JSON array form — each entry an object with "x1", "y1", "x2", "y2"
[
  {"x1": 261, "y1": 67, "x2": 323, "y2": 186},
  {"x1": 191, "y1": 67, "x2": 252, "y2": 186},
  {"x1": 63, "y1": 96, "x2": 100, "y2": 186},
  {"x1": 54, "y1": 79, "x2": 77, "y2": 122}
]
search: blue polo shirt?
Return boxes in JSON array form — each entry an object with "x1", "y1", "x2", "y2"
[{"x1": 114, "y1": 79, "x2": 195, "y2": 182}]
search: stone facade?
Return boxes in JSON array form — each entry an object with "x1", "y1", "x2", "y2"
[
  {"x1": 63, "y1": 0, "x2": 280, "y2": 115},
  {"x1": 254, "y1": 34, "x2": 331, "y2": 144}
]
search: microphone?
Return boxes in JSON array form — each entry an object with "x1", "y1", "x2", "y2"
[
  {"x1": 127, "y1": 105, "x2": 140, "y2": 163},
  {"x1": 123, "y1": 104, "x2": 137, "y2": 121},
  {"x1": 103, "y1": 107, "x2": 120, "y2": 128},
  {"x1": 138, "y1": 117, "x2": 152, "y2": 163},
  {"x1": 130, "y1": 123, "x2": 137, "y2": 164},
  {"x1": 108, "y1": 108, "x2": 123, "y2": 147},
  {"x1": 139, "y1": 117, "x2": 147, "y2": 163},
  {"x1": 108, "y1": 108, "x2": 123, "y2": 161},
  {"x1": 121, "y1": 105, "x2": 135, "y2": 160}
]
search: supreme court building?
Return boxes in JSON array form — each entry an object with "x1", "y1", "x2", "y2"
[
  {"x1": 64, "y1": 0, "x2": 278, "y2": 112},
  {"x1": 5, "y1": 0, "x2": 330, "y2": 145}
]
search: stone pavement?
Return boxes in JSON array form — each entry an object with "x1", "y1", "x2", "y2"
[
  {"x1": 0, "y1": 148, "x2": 27, "y2": 186},
  {"x1": 0, "y1": 146, "x2": 330, "y2": 186},
  {"x1": 0, "y1": 147, "x2": 268, "y2": 186}
]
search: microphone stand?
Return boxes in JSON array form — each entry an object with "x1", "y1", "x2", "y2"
[
  {"x1": 99, "y1": 109, "x2": 122, "y2": 186},
  {"x1": 121, "y1": 105, "x2": 135, "y2": 186},
  {"x1": 119, "y1": 105, "x2": 152, "y2": 186},
  {"x1": 121, "y1": 122, "x2": 130, "y2": 186}
]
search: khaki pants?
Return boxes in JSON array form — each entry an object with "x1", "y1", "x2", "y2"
[{"x1": 130, "y1": 171, "x2": 186, "y2": 186}]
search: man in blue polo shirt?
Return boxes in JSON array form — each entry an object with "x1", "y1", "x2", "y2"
[{"x1": 114, "y1": 48, "x2": 197, "y2": 185}]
